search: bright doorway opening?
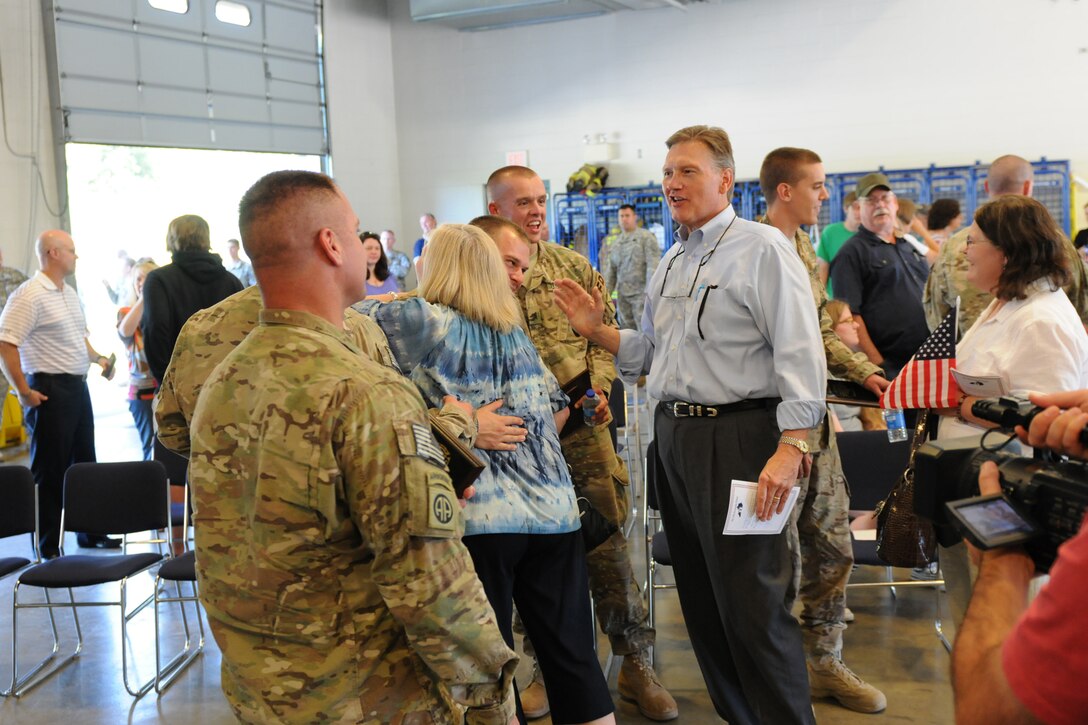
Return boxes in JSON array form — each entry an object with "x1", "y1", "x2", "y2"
[{"x1": 64, "y1": 143, "x2": 323, "y2": 359}]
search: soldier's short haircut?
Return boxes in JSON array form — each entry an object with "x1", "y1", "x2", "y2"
[
  {"x1": 987, "y1": 155, "x2": 1034, "y2": 195},
  {"x1": 485, "y1": 166, "x2": 539, "y2": 202},
  {"x1": 665, "y1": 125, "x2": 735, "y2": 173},
  {"x1": 238, "y1": 170, "x2": 339, "y2": 249},
  {"x1": 420, "y1": 223, "x2": 522, "y2": 334},
  {"x1": 469, "y1": 215, "x2": 531, "y2": 247},
  {"x1": 759, "y1": 147, "x2": 823, "y2": 203},
  {"x1": 166, "y1": 214, "x2": 211, "y2": 253},
  {"x1": 619, "y1": 204, "x2": 636, "y2": 213}
]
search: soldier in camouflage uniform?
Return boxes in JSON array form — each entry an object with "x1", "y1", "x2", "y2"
[
  {"x1": 924, "y1": 154, "x2": 1088, "y2": 334},
  {"x1": 0, "y1": 249, "x2": 29, "y2": 310},
  {"x1": 156, "y1": 284, "x2": 399, "y2": 456},
  {"x1": 188, "y1": 170, "x2": 517, "y2": 724},
  {"x1": 0, "y1": 250, "x2": 28, "y2": 392},
  {"x1": 759, "y1": 147, "x2": 888, "y2": 713},
  {"x1": 486, "y1": 166, "x2": 677, "y2": 722},
  {"x1": 602, "y1": 205, "x2": 661, "y2": 330}
]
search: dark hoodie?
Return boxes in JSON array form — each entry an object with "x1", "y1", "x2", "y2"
[{"x1": 141, "y1": 250, "x2": 243, "y2": 382}]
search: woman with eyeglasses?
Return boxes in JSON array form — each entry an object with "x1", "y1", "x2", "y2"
[
  {"x1": 826, "y1": 299, "x2": 885, "y2": 433},
  {"x1": 936, "y1": 195, "x2": 1088, "y2": 627}
]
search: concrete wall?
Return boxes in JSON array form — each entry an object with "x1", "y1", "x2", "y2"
[
  {"x1": 386, "y1": 0, "x2": 1088, "y2": 234},
  {"x1": 0, "y1": 0, "x2": 63, "y2": 274},
  {"x1": 324, "y1": 0, "x2": 403, "y2": 234}
]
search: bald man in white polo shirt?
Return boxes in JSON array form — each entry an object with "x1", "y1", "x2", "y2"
[{"x1": 0, "y1": 230, "x2": 115, "y2": 557}]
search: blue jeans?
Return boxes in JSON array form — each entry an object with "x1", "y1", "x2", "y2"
[{"x1": 129, "y1": 393, "x2": 156, "y2": 461}]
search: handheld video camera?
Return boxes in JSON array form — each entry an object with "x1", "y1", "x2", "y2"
[{"x1": 913, "y1": 395, "x2": 1088, "y2": 572}]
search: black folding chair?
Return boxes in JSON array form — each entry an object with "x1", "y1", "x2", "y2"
[
  {"x1": 0, "y1": 465, "x2": 50, "y2": 698},
  {"x1": 7, "y1": 461, "x2": 170, "y2": 697},
  {"x1": 154, "y1": 438, "x2": 192, "y2": 552},
  {"x1": 153, "y1": 550, "x2": 204, "y2": 693},
  {"x1": 0, "y1": 465, "x2": 40, "y2": 582},
  {"x1": 643, "y1": 440, "x2": 675, "y2": 666}
]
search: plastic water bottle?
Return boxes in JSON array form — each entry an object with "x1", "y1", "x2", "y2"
[
  {"x1": 582, "y1": 389, "x2": 599, "y2": 426},
  {"x1": 883, "y1": 408, "x2": 908, "y2": 442}
]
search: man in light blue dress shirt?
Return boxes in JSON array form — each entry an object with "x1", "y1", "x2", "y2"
[{"x1": 556, "y1": 125, "x2": 826, "y2": 725}]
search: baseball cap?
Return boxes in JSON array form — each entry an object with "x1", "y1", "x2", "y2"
[{"x1": 855, "y1": 172, "x2": 892, "y2": 198}]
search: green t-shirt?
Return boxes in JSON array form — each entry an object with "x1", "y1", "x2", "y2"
[{"x1": 816, "y1": 222, "x2": 856, "y2": 297}]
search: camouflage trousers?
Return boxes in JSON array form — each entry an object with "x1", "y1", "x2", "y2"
[
  {"x1": 523, "y1": 424, "x2": 653, "y2": 657},
  {"x1": 615, "y1": 294, "x2": 644, "y2": 331},
  {"x1": 786, "y1": 423, "x2": 854, "y2": 661}
]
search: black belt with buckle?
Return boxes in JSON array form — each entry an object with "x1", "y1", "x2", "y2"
[
  {"x1": 28, "y1": 372, "x2": 87, "y2": 382},
  {"x1": 659, "y1": 398, "x2": 780, "y2": 418}
]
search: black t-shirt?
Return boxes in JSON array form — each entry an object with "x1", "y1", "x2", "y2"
[
  {"x1": 828, "y1": 226, "x2": 930, "y2": 377},
  {"x1": 1074, "y1": 229, "x2": 1088, "y2": 251}
]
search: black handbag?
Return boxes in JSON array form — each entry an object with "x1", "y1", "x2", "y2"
[
  {"x1": 577, "y1": 496, "x2": 618, "y2": 552},
  {"x1": 875, "y1": 412, "x2": 938, "y2": 568}
]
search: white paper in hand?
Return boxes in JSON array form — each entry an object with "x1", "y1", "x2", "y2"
[{"x1": 722, "y1": 480, "x2": 800, "y2": 535}]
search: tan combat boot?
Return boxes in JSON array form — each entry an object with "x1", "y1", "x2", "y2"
[
  {"x1": 519, "y1": 663, "x2": 549, "y2": 719},
  {"x1": 617, "y1": 651, "x2": 679, "y2": 721},
  {"x1": 807, "y1": 656, "x2": 887, "y2": 713}
]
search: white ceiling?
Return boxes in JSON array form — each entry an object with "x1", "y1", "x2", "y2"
[{"x1": 408, "y1": 0, "x2": 714, "y2": 31}]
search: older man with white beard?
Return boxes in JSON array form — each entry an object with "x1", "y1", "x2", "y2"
[{"x1": 828, "y1": 173, "x2": 930, "y2": 379}]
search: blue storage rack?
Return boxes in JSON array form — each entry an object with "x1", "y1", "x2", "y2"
[
  {"x1": 731, "y1": 184, "x2": 749, "y2": 220},
  {"x1": 741, "y1": 181, "x2": 767, "y2": 221},
  {"x1": 973, "y1": 162, "x2": 991, "y2": 217},
  {"x1": 1031, "y1": 160, "x2": 1071, "y2": 236},
  {"x1": 819, "y1": 175, "x2": 845, "y2": 229},
  {"x1": 552, "y1": 158, "x2": 1072, "y2": 273},
  {"x1": 552, "y1": 193, "x2": 593, "y2": 262},
  {"x1": 627, "y1": 185, "x2": 670, "y2": 227},
  {"x1": 587, "y1": 190, "x2": 630, "y2": 269},
  {"x1": 928, "y1": 165, "x2": 975, "y2": 221},
  {"x1": 806, "y1": 158, "x2": 1070, "y2": 235},
  {"x1": 552, "y1": 184, "x2": 673, "y2": 272}
]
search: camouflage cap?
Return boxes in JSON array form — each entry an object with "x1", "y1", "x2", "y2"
[{"x1": 855, "y1": 172, "x2": 891, "y2": 198}]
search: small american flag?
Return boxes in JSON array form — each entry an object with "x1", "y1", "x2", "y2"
[{"x1": 881, "y1": 307, "x2": 961, "y2": 410}]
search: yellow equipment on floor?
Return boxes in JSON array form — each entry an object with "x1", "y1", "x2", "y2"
[{"x1": 1, "y1": 388, "x2": 26, "y2": 447}]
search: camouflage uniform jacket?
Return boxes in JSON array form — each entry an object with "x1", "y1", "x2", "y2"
[
  {"x1": 759, "y1": 217, "x2": 882, "y2": 450},
  {"x1": 519, "y1": 241, "x2": 619, "y2": 396},
  {"x1": 190, "y1": 309, "x2": 517, "y2": 725},
  {"x1": 925, "y1": 226, "x2": 1088, "y2": 333},
  {"x1": 0, "y1": 265, "x2": 28, "y2": 387},
  {"x1": 603, "y1": 228, "x2": 661, "y2": 299},
  {"x1": 156, "y1": 285, "x2": 401, "y2": 457},
  {"x1": 0, "y1": 265, "x2": 28, "y2": 312}
]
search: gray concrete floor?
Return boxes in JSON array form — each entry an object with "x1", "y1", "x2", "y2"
[{"x1": 0, "y1": 376, "x2": 954, "y2": 723}]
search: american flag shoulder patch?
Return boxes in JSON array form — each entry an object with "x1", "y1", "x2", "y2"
[{"x1": 412, "y1": 422, "x2": 446, "y2": 466}]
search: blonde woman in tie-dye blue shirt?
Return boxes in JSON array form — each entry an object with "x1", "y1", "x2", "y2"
[
  {"x1": 355, "y1": 225, "x2": 578, "y2": 537},
  {"x1": 359, "y1": 222, "x2": 616, "y2": 724}
]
